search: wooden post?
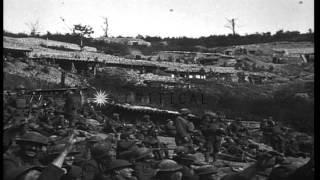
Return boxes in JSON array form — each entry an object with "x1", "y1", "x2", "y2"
[{"x1": 93, "y1": 64, "x2": 97, "y2": 76}]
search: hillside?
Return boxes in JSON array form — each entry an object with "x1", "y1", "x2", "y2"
[{"x1": 3, "y1": 35, "x2": 314, "y2": 133}]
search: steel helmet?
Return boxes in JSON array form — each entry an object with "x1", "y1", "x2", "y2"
[
  {"x1": 157, "y1": 159, "x2": 182, "y2": 172},
  {"x1": 16, "y1": 131, "x2": 49, "y2": 145}
]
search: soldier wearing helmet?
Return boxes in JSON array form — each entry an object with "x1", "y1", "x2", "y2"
[
  {"x1": 46, "y1": 143, "x2": 80, "y2": 166},
  {"x1": 153, "y1": 159, "x2": 183, "y2": 180},
  {"x1": 165, "y1": 119, "x2": 177, "y2": 137},
  {"x1": 200, "y1": 111, "x2": 226, "y2": 162},
  {"x1": 173, "y1": 154, "x2": 202, "y2": 180},
  {"x1": 81, "y1": 141, "x2": 115, "y2": 180},
  {"x1": 136, "y1": 114, "x2": 156, "y2": 133},
  {"x1": 13, "y1": 84, "x2": 28, "y2": 110},
  {"x1": 133, "y1": 147, "x2": 157, "y2": 180},
  {"x1": 4, "y1": 131, "x2": 48, "y2": 178},
  {"x1": 15, "y1": 84, "x2": 27, "y2": 95},
  {"x1": 103, "y1": 113, "x2": 121, "y2": 134},
  {"x1": 104, "y1": 159, "x2": 137, "y2": 180}
]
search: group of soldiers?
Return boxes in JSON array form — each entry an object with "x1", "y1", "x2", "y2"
[{"x1": 3, "y1": 85, "x2": 314, "y2": 180}]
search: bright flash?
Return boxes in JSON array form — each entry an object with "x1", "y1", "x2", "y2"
[{"x1": 93, "y1": 90, "x2": 109, "y2": 106}]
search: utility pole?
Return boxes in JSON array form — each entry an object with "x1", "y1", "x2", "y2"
[
  {"x1": 101, "y1": 17, "x2": 109, "y2": 37},
  {"x1": 225, "y1": 18, "x2": 237, "y2": 36}
]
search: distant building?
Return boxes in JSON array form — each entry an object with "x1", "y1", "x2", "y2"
[
  {"x1": 97, "y1": 37, "x2": 151, "y2": 47},
  {"x1": 127, "y1": 39, "x2": 151, "y2": 46},
  {"x1": 224, "y1": 48, "x2": 234, "y2": 55},
  {"x1": 273, "y1": 48, "x2": 314, "y2": 63}
]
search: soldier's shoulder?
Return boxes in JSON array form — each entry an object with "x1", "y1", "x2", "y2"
[{"x1": 4, "y1": 150, "x2": 21, "y2": 165}]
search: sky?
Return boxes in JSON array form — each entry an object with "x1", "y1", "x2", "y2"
[{"x1": 3, "y1": 0, "x2": 314, "y2": 38}]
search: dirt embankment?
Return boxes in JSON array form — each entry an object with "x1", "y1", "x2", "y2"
[{"x1": 3, "y1": 60, "x2": 87, "y2": 90}]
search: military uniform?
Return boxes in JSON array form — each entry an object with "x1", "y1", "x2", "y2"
[
  {"x1": 270, "y1": 125, "x2": 285, "y2": 153},
  {"x1": 104, "y1": 159, "x2": 137, "y2": 180},
  {"x1": 4, "y1": 131, "x2": 49, "y2": 179},
  {"x1": 82, "y1": 142, "x2": 113, "y2": 180},
  {"x1": 133, "y1": 148, "x2": 158, "y2": 180},
  {"x1": 200, "y1": 118, "x2": 226, "y2": 162},
  {"x1": 64, "y1": 91, "x2": 78, "y2": 127},
  {"x1": 165, "y1": 120, "x2": 177, "y2": 137},
  {"x1": 174, "y1": 113, "x2": 195, "y2": 148}
]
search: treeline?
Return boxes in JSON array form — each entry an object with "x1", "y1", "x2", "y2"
[
  {"x1": 142, "y1": 30, "x2": 313, "y2": 51},
  {"x1": 4, "y1": 30, "x2": 314, "y2": 54}
]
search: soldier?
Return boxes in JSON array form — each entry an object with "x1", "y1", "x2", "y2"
[
  {"x1": 141, "y1": 128, "x2": 168, "y2": 160},
  {"x1": 117, "y1": 132, "x2": 139, "y2": 160},
  {"x1": 261, "y1": 117, "x2": 285, "y2": 154},
  {"x1": 5, "y1": 132, "x2": 78, "y2": 180},
  {"x1": 227, "y1": 118, "x2": 245, "y2": 137},
  {"x1": 4, "y1": 131, "x2": 49, "y2": 177},
  {"x1": 200, "y1": 112, "x2": 226, "y2": 162},
  {"x1": 45, "y1": 143, "x2": 82, "y2": 179},
  {"x1": 174, "y1": 108, "x2": 195, "y2": 153},
  {"x1": 165, "y1": 119, "x2": 177, "y2": 137},
  {"x1": 103, "y1": 113, "x2": 120, "y2": 134},
  {"x1": 104, "y1": 159, "x2": 137, "y2": 180},
  {"x1": 64, "y1": 90, "x2": 78, "y2": 128},
  {"x1": 173, "y1": 154, "x2": 201, "y2": 180},
  {"x1": 12, "y1": 85, "x2": 29, "y2": 119},
  {"x1": 81, "y1": 141, "x2": 114, "y2": 180},
  {"x1": 261, "y1": 117, "x2": 276, "y2": 143},
  {"x1": 51, "y1": 115, "x2": 67, "y2": 129},
  {"x1": 137, "y1": 114, "x2": 155, "y2": 131},
  {"x1": 221, "y1": 153, "x2": 277, "y2": 180},
  {"x1": 81, "y1": 135, "x2": 104, "y2": 161},
  {"x1": 46, "y1": 143, "x2": 81, "y2": 166},
  {"x1": 152, "y1": 159, "x2": 183, "y2": 180},
  {"x1": 132, "y1": 147, "x2": 158, "y2": 180},
  {"x1": 270, "y1": 124, "x2": 285, "y2": 154}
]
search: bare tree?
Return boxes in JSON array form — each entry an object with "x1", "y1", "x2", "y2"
[
  {"x1": 101, "y1": 17, "x2": 109, "y2": 37},
  {"x1": 225, "y1": 18, "x2": 237, "y2": 36},
  {"x1": 73, "y1": 24, "x2": 94, "y2": 50},
  {"x1": 25, "y1": 20, "x2": 40, "y2": 36}
]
